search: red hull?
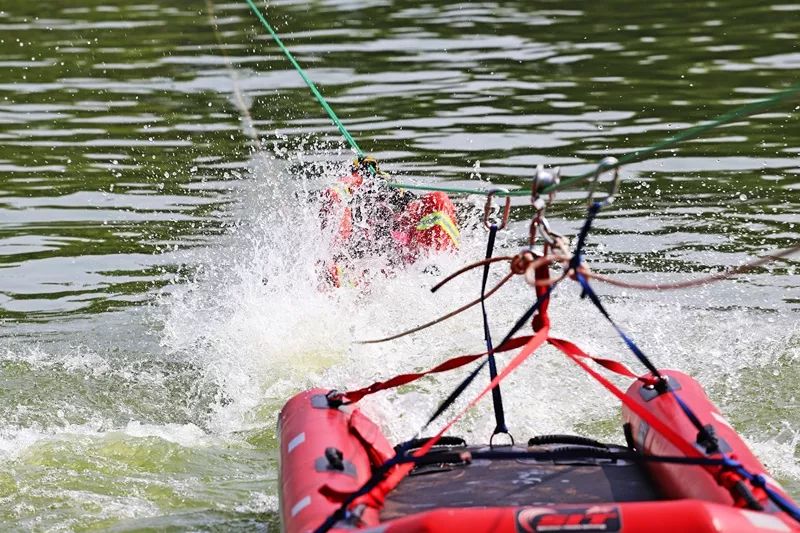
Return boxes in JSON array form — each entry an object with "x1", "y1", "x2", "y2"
[{"x1": 279, "y1": 380, "x2": 798, "y2": 533}]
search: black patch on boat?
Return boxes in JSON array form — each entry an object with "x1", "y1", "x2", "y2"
[
  {"x1": 515, "y1": 505, "x2": 621, "y2": 532},
  {"x1": 381, "y1": 445, "x2": 659, "y2": 522}
]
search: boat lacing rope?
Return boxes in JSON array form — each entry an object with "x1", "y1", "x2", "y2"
[
  {"x1": 386, "y1": 81, "x2": 800, "y2": 197},
  {"x1": 242, "y1": 0, "x2": 364, "y2": 157}
]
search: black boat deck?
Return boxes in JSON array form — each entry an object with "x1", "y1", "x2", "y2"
[{"x1": 382, "y1": 441, "x2": 662, "y2": 521}]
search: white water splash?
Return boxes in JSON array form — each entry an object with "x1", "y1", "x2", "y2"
[{"x1": 156, "y1": 148, "x2": 799, "y2": 493}]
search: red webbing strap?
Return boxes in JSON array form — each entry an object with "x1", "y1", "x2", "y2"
[
  {"x1": 549, "y1": 337, "x2": 703, "y2": 459},
  {"x1": 338, "y1": 249, "x2": 551, "y2": 404},
  {"x1": 531, "y1": 246, "x2": 551, "y2": 331},
  {"x1": 355, "y1": 326, "x2": 551, "y2": 509},
  {"x1": 338, "y1": 336, "x2": 533, "y2": 404},
  {"x1": 547, "y1": 337, "x2": 656, "y2": 384},
  {"x1": 549, "y1": 337, "x2": 767, "y2": 505}
]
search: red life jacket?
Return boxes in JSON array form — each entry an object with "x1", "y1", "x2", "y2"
[{"x1": 320, "y1": 169, "x2": 459, "y2": 287}]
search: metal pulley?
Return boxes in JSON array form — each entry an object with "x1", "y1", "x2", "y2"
[{"x1": 531, "y1": 165, "x2": 560, "y2": 212}]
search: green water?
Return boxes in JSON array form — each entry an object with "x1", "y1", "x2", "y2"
[{"x1": 0, "y1": 0, "x2": 798, "y2": 530}]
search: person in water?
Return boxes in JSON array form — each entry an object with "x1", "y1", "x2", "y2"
[{"x1": 319, "y1": 157, "x2": 460, "y2": 287}]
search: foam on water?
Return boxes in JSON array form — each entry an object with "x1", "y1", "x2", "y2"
[{"x1": 0, "y1": 421, "x2": 218, "y2": 461}]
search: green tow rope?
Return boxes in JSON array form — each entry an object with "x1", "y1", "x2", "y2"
[
  {"x1": 243, "y1": 0, "x2": 364, "y2": 157},
  {"x1": 388, "y1": 82, "x2": 800, "y2": 197}
]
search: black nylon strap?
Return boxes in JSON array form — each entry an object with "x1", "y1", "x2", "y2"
[{"x1": 481, "y1": 224, "x2": 509, "y2": 437}]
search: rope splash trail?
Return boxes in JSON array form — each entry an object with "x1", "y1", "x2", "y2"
[
  {"x1": 206, "y1": 0, "x2": 264, "y2": 151},
  {"x1": 242, "y1": 0, "x2": 364, "y2": 157}
]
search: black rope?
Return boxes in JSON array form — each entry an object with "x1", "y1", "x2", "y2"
[
  {"x1": 466, "y1": 448, "x2": 737, "y2": 466},
  {"x1": 568, "y1": 201, "x2": 601, "y2": 272},
  {"x1": 340, "y1": 447, "x2": 749, "y2": 474},
  {"x1": 570, "y1": 204, "x2": 718, "y2": 444},
  {"x1": 481, "y1": 224, "x2": 509, "y2": 438},
  {"x1": 569, "y1": 202, "x2": 663, "y2": 379},
  {"x1": 569, "y1": 202, "x2": 724, "y2": 453}
]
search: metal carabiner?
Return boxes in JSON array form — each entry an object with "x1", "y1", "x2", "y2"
[
  {"x1": 586, "y1": 156, "x2": 621, "y2": 208},
  {"x1": 483, "y1": 188, "x2": 511, "y2": 230}
]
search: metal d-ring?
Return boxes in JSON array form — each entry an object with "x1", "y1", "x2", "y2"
[
  {"x1": 586, "y1": 156, "x2": 621, "y2": 208},
  {"x1": 490, "y1": 430, "x2": 515, "y2": 448},
  {"x1": 483, "y1": 188, "x2": 511, "y2": 230}
]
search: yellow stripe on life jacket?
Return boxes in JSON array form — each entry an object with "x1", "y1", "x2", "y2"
[
  {"x1": 329, "y1": 182, "x2": 352, "y2": 201},
  {"x1": 415, "y1": 210, "x2": 460, "y2": 247}
]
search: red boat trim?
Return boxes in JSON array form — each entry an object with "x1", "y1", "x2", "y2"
[{"x1": 551, "y1": 338, "x2": 778, "y2": 511}]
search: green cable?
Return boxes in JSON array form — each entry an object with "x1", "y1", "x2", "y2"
[
  {"x1": 243, "y1": 0, "x2": 364, "y2": 157},
  {"x1": 386, "y1": 182, "x2": 522, "y2": 196},
  {"x1": 390, "y1": 82, "x2": 800, "y2": 197}
]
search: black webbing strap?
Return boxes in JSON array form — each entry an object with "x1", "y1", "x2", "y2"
[{"x1": 481, "y1": 223, "x2": 509, "y2": 438}]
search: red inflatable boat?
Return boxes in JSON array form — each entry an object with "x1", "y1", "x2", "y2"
[{"x1": 279, "y1": 370, "x2": 799, "y2": 533}]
